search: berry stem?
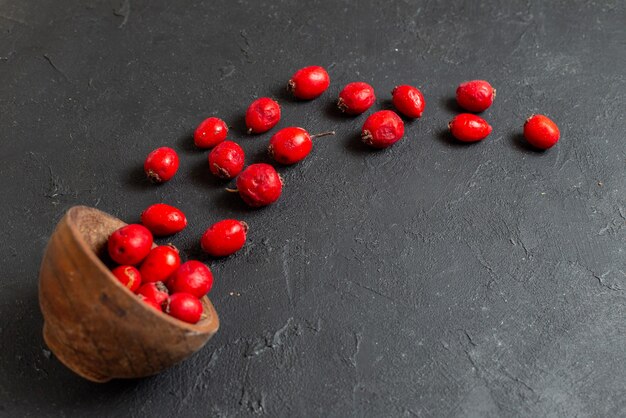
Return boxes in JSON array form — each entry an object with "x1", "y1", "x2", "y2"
[
  {"x1": 225, "y1": 188, "x2": 239, "y2": 193},
  {"x1": 311, "y1": 131, "x2": 336, "y2": 139}
]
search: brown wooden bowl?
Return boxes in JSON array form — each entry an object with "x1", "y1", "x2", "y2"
[{"x1": 38, "y1": 206, "x2": 219, "y2": 382}]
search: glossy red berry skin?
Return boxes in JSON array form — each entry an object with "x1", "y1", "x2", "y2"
[
  {"x1": 288, "y1": 66, "x2": 330, "y2": 100},
  {"x1": 523, "y1": 115, "x2": 560, "y2": 150},
  {"x1": 137, "y1": 281, "x2": 169, "y2": 305},
  {"x1": 201, "y1": 219, "x2": 248, "y2": 257},
  {"x1": 138, "y1": 294, "x2": 163, "y2": 311},
  {"x1": 448, "y1": 114, "x2": 492, "y2": 142},
  {"x1": 269, "y1": 127, "x2": 313, "y2": 165},
  {"x1": 456, "y1": 80, "x2": 495, "y2": 113},
  {"x1": 139, "y1": 245, "x2": 181, "y2": 283},
  {"x1": 337, "y1": 82, "x2": 376, "y2": 115},
  {"x1": 111, "y1": 265, "x2": 142, "y2": 293},
  {"x1": 392, "y1": 85, "x2": 426, "y2": 118},
  {"x1": 144, "y1": 147, "x2": 179, "y2": 183},
  {"x1": 235, "y1": 163, "x2": 283, "y2": 207},
  {"x1": 208, "y1": 141, "x2": 245, "y2": 179},
  {"x1": 141, "y1": 203, "x2": 187, "y2": 236},
  {"x1": 194, "y1": 117, "x2": 228, "y2": 148},
  {"x1": 107, "y1": 224, "x2": 153, "y2": 265},
  {"x1": 165, "y1": 293, "x2": 203, "y2": 324},
  {"x1": 361, "y1": 110, "x2": 405, "y2": 149},
  {"x1": 167, "y1": 261, "x2": 214, "y2": 298},
  {"x1": 245, "y1": 98, "x2": 281, "y2": 134}
]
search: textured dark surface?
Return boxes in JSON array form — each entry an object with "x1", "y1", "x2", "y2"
[{"x1": 1, "y1": 0, "x2": 625, "y2": 416}]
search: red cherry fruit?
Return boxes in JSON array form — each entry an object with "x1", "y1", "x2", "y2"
[
  {"x1": 164, "y1": 293, "x2": 203, "y2": 324},
  {"x1": 245, "y1": 98, "x2": 281, "y2": 134},
  {"x1": 523, "y1": 114, "x2": 560, "y2": 150},
  {"x1": 448, "y1": 114, "x2": 492, "y2": 142},
  {"x1": 361, "y1": 110, "x2": 405, "y2": 149},
  {"x1": 111, "y1": 265, "x2": 142, "y2": 293},
  {"x1": 288, "y1": 66, "x2": 330, "y2": 100},
  {"x1": 140, "y1": 203, "x2": 187, "y2": 236},
  {"x1": 144, "y1": 147, "x2": 179, "y2": 183},
  {"x1": 456, "y1": 80, "x2": 495, "y2": 112},
  {"x1": 167, "y1": 261, "x2": 214, "y2": 298},
  {"x1": 268, "y1": 127, "x2": 335, "y2": 165},
  {"x1": 194, "y1": 117, "x2": 228, "y2": 148},
  {"x1": 137, "y1": 281, "x2": 169, "y2": 305},
  {"x1": 201, "y1": 219, "x2": 248, "y2": 257},
  {"x1": 392, "y1": 85, "x2": 426, "y2": 118},
  {"x1": 234, "y1": 163, "x2": 283, "y2": 207},
  {"x1": 107, "y1": 224, "x2": 153, "y2": 265},
  {"x1": 337, "y1": 82, "x2": 376, "y2": 115},
  {"x1": 140, "y1": 245, "x2": 181, "y2": 283},
  {"x1": 138, "y1": 294, "x2": 163, "y2": 311},
  {"x1": 208, "y1": 140, "x2": 245, "y2": 179}
]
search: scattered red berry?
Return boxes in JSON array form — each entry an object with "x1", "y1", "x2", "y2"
[
  {"x1": 361, "y1": 110, "x2": 405, "y2": 149},
  {"x1": 392, "y1": 85, "x2": 426, "y2": 118},
  {"x1": 208, "y1": 141, "x2": 245, "y2": 179},
  {"x1": 245, "y1": 97, "x2": 281, "y2": 134},
  {"x1": 523, "y1": 114, "x2": 560, "y2": 150},
  {"x1": 269, "y1": 127, "x2": 312, "y2": 165},
  {"x1": 140, "y1": 203, "x2": 187, "y2": 236},
  {"x1": 288, "y1": 66, "x2": 330, "y2": 100},
  {"x1": 139, "y1": 245, "x2": 181, "y2": 283},
  {"x1": 194, "y1": 117, "x2": 228, "y2": 148},
  {"x1": 107, "y1": 224, "x2": 153, "y2": 265},
  {"x1": 137, "y1": 281, "x2": 169, "y2": 305},
  {"x1": 456, "y1": 80, "x2": 495, "y2": 113},
  {"x1": 111, "y1": 265, "x2": 142, "y2": 293},
  {"x1": 167, "y1": 261, "x2": 214, "y2": 298},
  {"x1": 164, "y1": 293, "x2": 203, "y2": 324},
  {"x1": 138, "y1": 294, "x2": 163, "y2": 311},
  {"x1": 234, "y1": 163, "x2": 283, "y2": 207},
  {"x1": 448, "y1": 113, "x2": 492, "y2": 142},
  {"x1": 144, "y1": 147, "x2": 179, "y2": 183},
  {"x1": 201, "y1": 219, "x2": 248, "y2": 257},
  {"x1": 337, "y1": 82, "x2": 376, "y2": 115}
]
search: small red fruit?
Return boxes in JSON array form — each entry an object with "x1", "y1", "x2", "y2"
[
  {"x1": 392, "y1": 85, "x2": 426, "y2": 118},
  {"x1": 208, "y1": 141, "x2": 245, "y2": 179},
  {"x1": 245, "y1": 97, "x2": 281, "y2": 134},
  {"x1": 201, "y1": 219, "x2": 248, "y2": 257},
  {"x1": 337, "y1": 82, "x2": 376, "y2": 115},
  {"x1": 448, "y1": 113, "x2": 492, "y2": 142},
  {"x1": 456, "y1": 80, "x2": 495, "y2": 113},
  {"x1": 167, "y1": 261, "x2": 214, "y2": 298},
  {"x1": 288, "y1": 66, "x2": 330, "y2": 100},
  {"x1": 361, "y1": 110, "x2": 405, "y2": 149},
  {"x1": 137, "y1": 281, "x2": 169, "y2": 305},
  {"x1": 141, "y1": 203, "x2": 187, "y2": 236},
  {"x1": 111, "y1": 265, "x2": 142, "y2": 292},
  {"x1": 234, "y1": 163, "x2": 283, "y2": 207},
  {"x1": 194, "y1": 117, "x2": 228, "y2": 148},
  {"x1": 138, "y1": 294, "x2": 163, "y2": 312},
  {"x1": 268, "y1": 127, "x2": 335, "y2": 164},
  {"x1": 523, "y1": 114, "x2": 560, "y2": 150},
  {"x1": 140, "y1": 245, "x2": 181, "y2": 283},
  {"x1": 144, "y1": 147, "x2": 179, "y2": 183},
  {"x1": 164, "y1": 293, "x2": 203, "y2": 324},
  {"x1": 108, "y1": 224, "x2": 153, "y2": 265}
]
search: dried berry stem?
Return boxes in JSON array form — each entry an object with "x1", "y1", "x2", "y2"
[{"x1": 311, "y1": 131, "x2": 336, "y2": 139}]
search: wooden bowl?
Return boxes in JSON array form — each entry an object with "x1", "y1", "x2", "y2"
[{"x1": 38, "y1": 206, "x2": 219, "y2": 382}]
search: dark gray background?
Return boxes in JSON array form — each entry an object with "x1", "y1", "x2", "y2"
[{"x1": 1, "y1": 0, "x2": 625, "y2": 416}]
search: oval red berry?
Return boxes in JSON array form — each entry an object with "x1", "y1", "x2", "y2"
[
  {"x1": 523, "y1": 114, "x2": 560, "y2": 150},
  {"x1": 208, "y1": 141, "x2": 245, "y2": 179},
  {"x1": 107, "y1": 224, "x2": 153, "y2": 265},
  {"x1": 140, "y1": 245, "x2": 181, "y2": 283},
  {"x1": 235, "y1": 163, "x2": 283, "y2": 207},
  {"x1": 141, "y1": 203, "x2": 187, "y2": 236},
  {"x1": 194, "y1": 117, "x2": 228, "y2": 148},
  {"x1": 137, "y1": 281, "x2": 169, "y2": 305},
  {"x1": 269, "y1": 127, "x2": 313, "y2": 165},
  {"x1": 448, "y1": 113, "x2": 492, "y2": 142},
  {"x1": 201, "y1": 219, "x2": 248, "y2": 257},
  {"x1": 456, "y1": 80, "x2": 495, "y2": 113},
  {"x1": 392, "y1": 85, "x2": 426, "y2": 118},
  {"x1": 288, "y1": 66, "x2": 330, "y2": 100},
  {"x1": 165, "y1": 293, "x2": 203, "y2": 324},
  {"x1": 144, "y1": 147, "x2": 179, "y2": 183},
  {"x1": 111, "y1": 265, "x2": 142, "y2": 293},
  {"x1": 245, "y1": 97, "x2": 281, "y2": 134},
  {"x1": 361, "y1": 110, "x2": 405, "y2": 149},
  {"x1": 338, "y1": 82, "x2": 376, "y2": 115},
  {"x1": 167, "y1": 261, "x2": 214, "y2": 298}
]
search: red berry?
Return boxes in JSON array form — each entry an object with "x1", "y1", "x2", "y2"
[
  {"x1": 107, "y1": 224, "x2": 153, "y2": 265},
  {"x1": 269, "y1": 127, "x2": 313, "y2": 165},
  {"x1": 288, "y1": 66, "x2": 330, "y2": 100},
  {"x1": 392, "y1": 85, "x2": 426, "y2": 118},
  {"x1": 235, "y1": 163, "x2": 283, "y2": 207},
  {"x1": 194, "y1": 117, "x2": 228, "y2": 148},
  {"x1": 140, "y1": 245, "x2": 181, "y2": 283},
  {"x1": 144, "y1": 147, "x2": 179, "y2": 183},
  {"x1": 164, "y1": 293, "x2": 203, "y2": 324},
  {"x1": 138, "y1": 294, "x2": 163, "y2": 312},
  {"x1": 208, "y1": 141, "x2": 245, "y2": 179},
  {"x1": 167, "y1": 261, "x2": 214, "y2": 298},
  {"x1": 137, "y1": 281, "x2": 169, "y2": 305},
  {"x1": 456, "y1": 80, "x2": 495, "y2": 113},
  {"x1": 140, "y1": 203, "x2": 187, "y2": 236},
  {"x1": 337, "y1": 82, "x2": 376, "y2": 115},
  {"x1": 111, "y1": 265, "x2": 142, "y2": 293},
  {"x1": 245, "y1": 98, "x2": 281, "y2": 134},
  {"x1": 448, "y1": 113, "x2": 492, "y2": 142},
  {"x1": 201, "y1": 219, "x2": 248, "y2": 257},
  {"x1": 361, "y1": 110, "x2": 405, "y2": 149},
  {"x1": 523, "y1": 114, "x2": 560, "y2": 150}
]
